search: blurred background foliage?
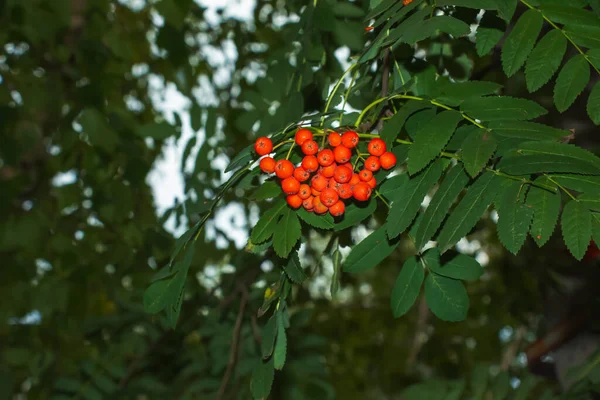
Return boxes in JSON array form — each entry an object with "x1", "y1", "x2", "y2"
[{"x1": 1, "y1": 0, "x2": 599, "y2": 399}]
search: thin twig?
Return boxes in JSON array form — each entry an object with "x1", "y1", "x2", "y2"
[
  {"x1": 376, "y1": 48, "x2": 391, "y2": 132},
  {"x1": 216, "y1": 286, "x2": 249, "y2": 400}
]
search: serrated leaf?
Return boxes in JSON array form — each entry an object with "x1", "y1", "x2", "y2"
[
  {"x1": 580, "y1": 193, "x2": 600, "y2": 211},
  {"x1": 588, "y1": 81, "x2": 600, "y2": 125},
  {"x1": 501, "y1": 10, "x2": 543, "y2": 77},
  {"x1": 330, "y1": 249, "x2": 342, "y2": 297},
  {"x1": 564, "y1": 24, "x2": 600, "y2": 49},
  {"x1": 525, "y1": 30, "x2": 567, "y2": 92},
  {"x1": 408, "y1": 111, "x2": 463, "y2": 174},
  {"x1": 476, "y1": 28, "x2": 504, "y2": 56},
  {"x1": 462, "y1": 129, "x2": 497, "y2": 177},
  {"x1": 273, "y1": 208, "x2": 301, "y2": 258},
  {"x1": 592, "y1": 214, "x2": 600, "y2": 245},
  {"x1": 401, "y1": 16, "x2": 470, "y2": 44},
  {"x1": 334, "y1": 198, "x2": 377, "y2": 231},
  {"x1": 406, "y1": 108, "x2": 437, "y2": 139},
  {"x1": 334, "y1": 2, "x2": 364, "y2": 17},
  {"x1": 489, "y1": 120, "x2": 569, "y2": 141},
  {"x1": 225, "y1": 145, "x2": 253, "y2": 173},
  {"x1": 415, "y1": 164, "x2": 470, "y2": 249},
  {"x1": 496, "y1": 183, "x2": 534, "y2": 254},
  {"x1": 515, "y1": 141, "x2": 600, "y2": 169},
  {"x1": 380, "y1": 101, "x2": 431, "y2": 146},
  {"x1": 261, "y1": 315, "x2": 277, "y2": 358},
  {"x1": 551, "y1": 174, "x2": 600, "y2": 195},
  {"x1": 382, "y1": 6, "x2": 432, "y2": 46},
  {"x1": 436, "y1": 0, "x2": 497, "y2": 8},
  {"x1": 387, "y1": 161, "x2": 444, "y2": 239},
  {"x1": 251, "y1": 200, "x2": 287, "y2": 243},
  {"x1": 425, "y1": 272, "x2": 469, "y2": 322},
  {"x1": 540, "y1": 5, "x2": 600, "y2": 28},
  {"x1": 283, "y1": 251, "x2": 307, "y2": 283},
  {"x1": 297, "y1": 208, "x2": 335, "y2": 229},
  {"x1": 273, "y1": 312, "x2": 287, "y2": 370},
  {"x1": 436, "y1": 81, "x2": 503, "y2": 107},
  {"x1": 390, "y1": 256, "x2": 424, "y2": 318},
  {"x1": 343, "y1": 224, "x2": 400, "y2": 273},
  {"x1": 250, "y1": 357, "x2": 274, "y2": 400},
  {"x1": 527, "y1": 177, "x2": 561, "y2": 246},
  {"x1": 379, "y1": 174, "x2": 409, "y2": 198},
  {"x1": 250, "y1": 181, "x2": 281, "y2": 201},
  {"x1": 437, "y1": 172, "x2": 503, "y2": 251},
  {"x1": 562, "y1": 200, "x2": 592, "y2": 260},
  {"x1": 494, "y1": 0, "x2": 517, "y2": 21},
  {"x1": 432, "y1": 254, "x2": 484, "y2": 281},
  {"x1": 554, "y1": 54, "x2": 590, "y2": 113},
  {"x1": 498, "y1": 154, "x2": 600, "y2": 175},
  {"x1": 461, "y1": 96, "x2": 547, "y2": 121}
]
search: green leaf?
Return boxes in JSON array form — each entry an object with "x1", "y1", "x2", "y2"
[
  {"x1": 283, "y1": 251, "x2": 307, "y2": 284},
  {"x1": 250, "y1": 181, "x2": 281, "y2": 201},
  {"x1": 333, "y1": 20, "x2": 364, "y2": 51},
  {"x1": 387, "y1": 160, "x2": 444, "y2": 239},
  {"x1": 491, "y1": 371, "x2": 510, "y2": 400},
  {"x1": 365, "y1": 0, "x2": 394, "y2": 20},
  {"x1": 564, "y1": 25, "x2": 600, "y2": 49},
  {"x1": 476, "y1": 28, "x2": 504, "y2": 56},
  {"x1": 436, "y1": 81, "x2": 503, "y2": 107},
  {"x1": 489, "y1": 120, "x2": 569, "y2": 142},
  {"x1": 330, "y1": 249, "x2": 342, "y2": 297},
  {"x1": 390, "y1": 256, "x2": 424, "y2": 318},
  {"x1": 461, "y1": 129, "x2": 497, "y2": 177},
  {"x1": 333, "y1": 2, "x2": 365, "y2": 18},
  {"x1": 431, "y1": 254, "x2": 484, "y2": 281},
  {"x1": 250, "y1": 200, "x2": 287, "y2": 244},
  {"x1": 527, "y1": 177, "x2": 561, "y2": 246},
  {"x1": 261, "y1": 315, "x2": 277, "y2": 358},
  {"x1": 408, "y1": 111, "x2": 463, "y2": 174},
  {"x1": 525, "y1": 30, "x2": 567, "y2": 92},
  {"x1": 470, "y1": 363, "x2": 489, "y2": 398},
  {"x1": 554, "y1": 54, "x2": 590, "y2": 112},
  {"x1": 401, "y1": 16, "x2": 470, "y2": 45},
  {"x1": 498, "y1": 155, "x2": 600, "y2": 175},
  {"x1": 580, "y1": 193, "x2": 600, "y2": 211},
  {"x1": 425, "y1": 272, "x2": 469, "y2": 322},
  {"x1": 436, "y1": 0, "x2": 497, "y2": 8},
  {"x1": 334, "y1": 198, "x2": 377, "y2": 231},
  {"x1": 380, "y1": 101, "x2": 431, "y2": 146},
  {"x1": 551, "y1": 174, "x2": 600, "y2": 195},
  {"x1": 79, "y1": 108, "x2": 119, "y2": 152},
  {"x1": 225, "y1": 145, "x2": 253, "y2": 173},
  {"x1": 343, "y1": 224, "x2": 400, "y2": 273},
  {"x1": 501, "y1": 10, "x2": 543, "y2": 77},
  {"x1": 273, "y1": 312, "x2": 287, "y2": 370},
  {"x1": 592, "y1": 214, "x2": 600, "y2": 245},
  {"x1": 496, "y1": 183, "x2": 534, "y2": 254},
  {"x1": 514, "y1": 141, "x2": 600, "y2": 169},
  {"x1": 437, "y1": 172, "x2": 503, "y2": 252},
  {"x1": 379, "y1": 174, "x2": 409, "y2": 199},
  {"x1": 297, "y1": 208, "x2": 335, "y2": 230},
  {"x1": 273, "y1": 208, "x2": 301, "y2": 258},
  {"x1": 411, "y1": 67, "x2": 439, "y2": 98},
  {"x1": 562, "y1": 200, "x2": 592, "y2": 260},
  {"x1": 406, "y1": 108, "x2": 437, "y2": 139},
  {"x1": 250, "y1": 357, "x2": 274, "y2": 400},
  {"x1": 513, "y1": 375, "x2": 536, "y2": 400},
  {"x1": 461, "y1": 96, "x2": 547, "y2": 121},
  {"x1": 136, "y1": 121, "x2": 176, "y2": 140},
  {"x1": 494, "y1": 0, "x2": 517, "y2": 21},
  {"x1": 415, "y1": 164, "x2": 470, "y2": 249},
  {"x1": 540, "y1": 5, "x2": 600, "y2": 28},
  {"x1": 588, "y1": 81, "x2": 600, "y2": 125}
]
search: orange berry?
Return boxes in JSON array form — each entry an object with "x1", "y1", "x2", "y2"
[
  {"x1": 254, "y1": 137, "x2": 273, "y2": 156},
  {"x1": 320, "y1": 188, "x2": 339, "y2": 207},
  {"x1": 367, "y1": 138, "x2": 386, "y2": 156},
  {"x1": 293, "y1": 166, "x2": 310, "y2": 182},
  {"x1": 295, "y1": 128, "x2": 313, "y2": 145},
  {"x1": 282, "y1": 177, "x2": 300, "y2": 194},
  {"x1": 341, "y1": 131, "x2": 359, "y2": 148},
  {"x1": 286, "y1": 194, "x2": 302, "y2": 209},
  {"x1": 328, "y1": 132, "x2": 342, "y2": 147},
  {"x1": 311, "y1": 174, "x2": 328, "y2": 191},
  {"x1": 333, "y1": 145, "x2": 352, "y2": 164},
  {"x1": 341, "y1": 162, "x2": 353, "y2": 170},
  {"x1": 313, "y1": 196, "x2": 329, "y2": 214},
  {"x1": 319, "y1": 164, "x2": 336, "y2": 178},
  {"x1": 359, "y1": 169, "x2": 373, "y2": 182},
  {"x1": 259, "y1": 157, "x2": 276, "y2": 173},
  {"x1": 366, "y1": 176, "x2": 377, "y2": 189},
  {"x1": 298, "y1": 184, "x2": 311, "y2": 200},
  {"x1": 353, "y1": 182, "x2": 372, "y2": 201},
  {"x1": 328, "y1": 178, "x2": 342, "y2": 191},
  {"x1": 302, "y1": 196, "x2": 314, "y2": 211},
  {"x1": 338, "y1": 183, "x2": 353, "y2": 199},
  {"x1": 275, "y1": 159, "x2": 294, "y2": 179},
  {"x1": 380, "y1": 152, "x2": 397, "y2": 170},
  {"x1": 349, "y1": 173, "x2": 361, "y2": 187},
  {"x1": 364, "y1": 155, "x2": 381, "y2": 172},
  {"x1": 334, "y1": 165, "x2": 352, "y2": 183},
  {"x1": 329, "y1": 200, "x2": 345, "y2": 217},
  {"x1": 317, "y1": 149, "x2": 334, "y2": 166},
  {"x1": 302, "y1": 155, "x2": 319, "y2": 172},
  {"x1": 301, "y1": 140, "x2": 319, "y2": 156},
  {"x1": 403, "y1": 0, "x2": 413, "y2": 5},
  {"x1": 311, "y1": 188, "x2": 321, "y2": 197}
]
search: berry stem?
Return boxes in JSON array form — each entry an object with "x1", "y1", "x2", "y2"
[
  {"x1": 285, "y1": 141, "x2": 295, "y2": 160},
  {"x1": 273, "y1": 139, "x2": 294, "y2": 151}
]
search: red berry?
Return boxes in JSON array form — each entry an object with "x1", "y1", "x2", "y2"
[
  {"x1": 311, "y1": 188, "x2": 321, "y2": 197},
  {"x1": 380, "y1": 152, "x2": 397, "y2": 170},
  {"x1": 338, "y1": 183, "x2": 353, "y2": 199},
  {"x1": 368, "y1": 138, "x2": 386, "y2": 156},
  {"x1": 302, "y1": 155, "x2": 319, "y2": 172},
  {"x1": 359, "y1": 169, "x2": 373, "y2": 182},
  {"x1": 298, "y1": 184, "x2": 311, "y2": 200},
  {"x1": 259, "y1": 157, "x2": 276, "y2": 173},
  {"x1": 286, "y1": 194, "x2": 302, "y2": 209},
  {"x1": 282, "y1": 177, "x2": 300, "y2": 194},
  {"x1": 341, "y1": 131, "x2": 359, "y2": 148},
  {"x1": 319, "y1": 164, "x2": 336, "y2": 178},
  {"x1": 313, "y1": 196, "x2": 329, "y2": 214},
  {"x1": 349, "y1": 173, "x2": 361, "y2": 187},
  {"x1": 353, "y1": 182, "x2": 372, "y2": 201},
  {"x1": 302, "y1": 196, "x2": 314, "y2": 211},
  {"x1": 333, "y1": 145, "x2": 352, "y2": 164},
  {"x1": 311, "y1": 174, "x2": 329, "y2": 191},
  {"x1": 275, "y1": 159, "x2": 294, "y2": 179},
  {"x1": 329, "y1": 200, "x2": 345, "y2": 217},
  {"x1": 334, "y1": 165, "x2": 352, "y2": 183},
  {"x1": 295, "y1": 128, "x2": 313, "y2": 145},
  {"x1": 366, "y1": 176, "x2": 377, "y2": 189},
  {"x1": 301, "y1": 140, "x2": 319, "y2": 156},
  {"x1": 254, "y1": 137, "x2": 273, "y2": 156},
  {"x1": 317, "y1": 149, "x2": 335, "y2": 167},
  {"x1": 364, "y1": 155, "x2": 381, "y2": 172},
  {"x1": 328, "y1": 132, "x2": 342, "y2": 147},
  {"x1": 293, "y1": 166, "x2": 310, "y2": 182},
  {"x1": 320, "y1": 188, "x2": 339, "y2": 207}
]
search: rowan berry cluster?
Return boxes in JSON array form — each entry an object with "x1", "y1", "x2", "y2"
[{"x1": 254, "y1": 128, "x2": 396, "y2": 217}]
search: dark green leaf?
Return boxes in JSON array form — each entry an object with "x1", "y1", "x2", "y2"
[
  {"x1": 298, "y1": 208, "x2": 335, "y2": 230},
  {"x1": 554, "y1": 54, "x2": 590, "y2": 113},
  {"x1": 390, "y1": 256, "x2": 424, "y2": 318},
  {"x1": 330, "y1": 249, "x2": 342, "y2": 297},
  {"x1": 343, "y1": 224, "x2": 400, "y2": 273},
  {"x1": 489, "y1": 120, "x2": 569, "y2": 142},
  {"x1": 250, "y1": 357, "x2": 274, "y2": 400},
  {"x1": 283, "y1": 251, "x2": 307, "y2": 284},
  {"x1": 588, "y1": 81, "x2": 600, "y2": 125},
  {"x1": 562, "y1": 199, "x2": 592, "y2": 260},
  {"x1": 250, "y1": 181, "x2": 281, "y2": 201},
  {"x1": 261, "y1": 315, "x2": 277, "y2": 358},
  {"x1": 540, "y1": 5, "x2": 600, "y2": 28},
  {"x1": 461, "y1": 129, "x2": 497, "y2": 177},
  {"x1": 273, "y1": 208, "x2": 301, "y2": 258},
  {"x1": 551, "y1": 174, "x2": 600, "y2": 195},
  {"x1": 525, "y1": 30, "x2": 567, "y2": 92},
  {"x1": 334, "y1": 199, "x2": 377, "y2": 231},
  {"x1": 431, "y1": 253, "x2": 484, "y2": 281},
  {"x1": 498, "y1": 155, "x2": 600, "y2": 175},
  {"x1": 380, "y1": 101, "x2": 431, "y2": 146},
  {"x1": 250, "y1": 200, "x2": 287, "y2": 244},
  {"x1": 225, "y1": 145, "x2": 253, "y2": 173},
  {"x1": 491, "y1": 371, "x2": 510, "y2": 400},
  {"x1": 496, "y1": 183, "x2": 534, "y2": 254},
  {"x1": 379, "y1": 174, "x2": 410, "y2": 199},
  {"x1": 425, "y1": 272, "x2": 469, "y2": 322},
  {"x1": 461, "y1": 96, "x2": 547, "y2": 121},
  {"x1": 564, "y1": 25, "x2": 600, "y2": 49},
  {"x1": 527, "y1": 177, "x2": 561, "y2": 246},
  {"x1": 136, "y1": 121, "x2": 176, "y2": 140},
  {"x1": 476, "y1": 28, "x2": 504, "y2": 57},
  {"x1": 273, "y1": 312, "x2": 287, "y2": 370},
  {"x1": 436, "y1": 81, "x2": 503, "y2": 106},
  {"x1": 501, "y1": 10, "x2": 543, "y2": 77}
]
